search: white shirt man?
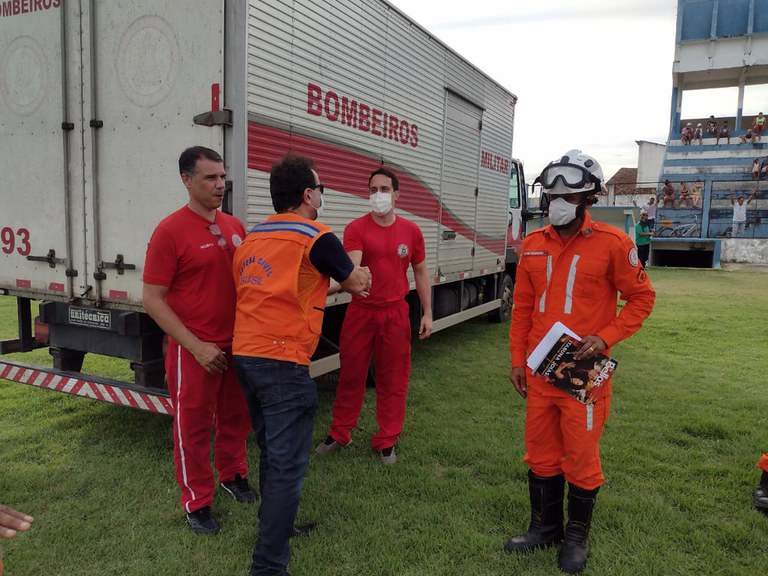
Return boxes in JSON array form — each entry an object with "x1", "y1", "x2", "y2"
[{"x1": 731, "y1": 190, "x2": 756, "y2": 237}]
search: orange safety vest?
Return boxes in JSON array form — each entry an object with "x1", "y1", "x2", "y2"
[{"x1": 232, "y1": 213, "x2": 333, "y2": 365}]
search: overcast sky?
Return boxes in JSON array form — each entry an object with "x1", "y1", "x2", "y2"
[{"x1": 387, "y1": 0, "x2": 680, "y2": 182}]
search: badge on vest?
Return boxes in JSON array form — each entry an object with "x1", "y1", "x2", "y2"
[{"x1": 397, "y1": 244, "x2": 409, "y2": 258}]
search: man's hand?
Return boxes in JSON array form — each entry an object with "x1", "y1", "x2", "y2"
[
  {"x1": 0, "y1": 505, "x2": 34, "y2": 539},
  {"x1": 340, "y1": 265, "x2": 372, "y2": 296},
  {"x1": 189, "y1": 341, "x2": 228, "y2": 374},
  {"x1": 573, "y1": 335, "x2": 607, "y2": 361},
  {"x1": 510, "y1": 366, "x2": 527, "y2": 399},
  {"x1": 418, "y1": 313, "x2": 433, "y2": 340}
]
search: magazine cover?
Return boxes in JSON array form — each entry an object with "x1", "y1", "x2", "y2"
[{"x1": 527, "y1": 322, "x2": 618, "y2": 404}]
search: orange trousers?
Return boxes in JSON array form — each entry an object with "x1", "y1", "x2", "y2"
[{"x1": 523, "y1": 377, "x2": 611, "y2": 490}]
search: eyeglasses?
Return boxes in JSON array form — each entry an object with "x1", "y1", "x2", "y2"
[
  {"x1": 310, "y1": 183, "x2": 324, "y2": 194},
  {"x1": 536, "y1": 163, "x2": 600, "y2": 190},
  {"x1": 208, "y1": 224, "x2": 229, "y2": 251}
]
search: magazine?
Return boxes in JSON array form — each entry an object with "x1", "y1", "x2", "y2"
[{"x1": 527, "y1": 322, "x2": 618, "y2": 405}]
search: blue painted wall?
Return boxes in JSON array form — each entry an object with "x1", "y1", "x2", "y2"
[{"x1": 679, "y1": 0, "x2": 768, "y2": 41}]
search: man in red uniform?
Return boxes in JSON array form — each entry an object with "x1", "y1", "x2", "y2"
[
  {"x1": 316, "y1": 167, "x2": 433, "y2": 464},
  {"x1": 143, "y1": 146, "x2": 254, "y2": 535},
  {"x1": 232, "y1": 154, "x2": 372, "y2": 576},
  {"x1": 754, "y1": 454, "x2": 768, "y2": 513},
  {"x1": 505, "y1": 150, "x2": 655, "y2": 574}
]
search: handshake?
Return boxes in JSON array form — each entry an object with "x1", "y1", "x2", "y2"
[
  {"x1": 332, "y1": 264, "x2": 372, "y2": 297},
  {"x1": 348, "y1": 265, "x2": 373, "y2": 297}
]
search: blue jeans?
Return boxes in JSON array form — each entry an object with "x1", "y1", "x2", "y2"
[{"x1": 234, "y1": 356, "x2": 318, "y2": 576}]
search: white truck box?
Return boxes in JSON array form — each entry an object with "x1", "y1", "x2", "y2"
[{"x1": 0, "y1": 0, "x2": 526, "y2": 406}]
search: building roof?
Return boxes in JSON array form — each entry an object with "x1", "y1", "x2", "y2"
[{"x1": 605, "y1": 167, "x2": 655, "y2": 196}]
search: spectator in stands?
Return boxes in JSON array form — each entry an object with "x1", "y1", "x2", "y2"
[
  {"x1": 706, "y1": 115, "x2": 718, "y2": 136},
  {"x1": 681, "y1": 123, "x2": 693, "y2": 145},
  {"x1": 690, "y1": 179, "x2": 703, "y2": 209},
  {"x1": 660, "y1": 180, "x2": 675, "y2": 208},
  {"x1": 643, "y1": 196, "x2": 657, "y2": 229},
  {"x1": 677, "y1": 182, "x2": 693, "y2": 208},
  {"x1": 739, "y1": 129, "x2": 754, "y2": 144},
  {"x1": 753, "y1": 112, "x2": 765, "y2": 142},
  {"x1": 693, "y1": 123, "x2": 703, "y2": 145},
  {"x1": 730, "y1": 189, "x2": 757, "y2": 237},
  {"x1": 635, "y1": 211, "x2": 653, "y2": 268},
  {"x1": 716, "y1": 120, "x2": 730, "y2": 145},
  {"x1": 750, "y1": 156, "x2": 768, "y2": 182}
]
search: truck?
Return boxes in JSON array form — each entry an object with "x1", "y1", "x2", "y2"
[{"x1": 0, "y1": 0, "x2": 530, "y2": 414}]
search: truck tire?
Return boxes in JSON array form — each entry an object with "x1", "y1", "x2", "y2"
[{"x1": 489, "y1": 273, "x2": 513, "y2": 323}]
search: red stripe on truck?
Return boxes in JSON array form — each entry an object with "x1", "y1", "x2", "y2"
[{"x1": 247, "y1": 122, "x2": 505, "y2": 255}]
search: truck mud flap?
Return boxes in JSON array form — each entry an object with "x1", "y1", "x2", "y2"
[{"x1": 0, "y1": 359, "x2": 173, "y2": 416}]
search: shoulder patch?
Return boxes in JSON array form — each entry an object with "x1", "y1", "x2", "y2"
[{"x1": 628, "y1": 246, "x2": 639, "y2": 268}]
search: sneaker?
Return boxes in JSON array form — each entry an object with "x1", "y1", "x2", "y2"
[
  {"x1": 186, "y1": 506, "x2": 220, "y2": 535},
  {"x1": 380, "y1": 445, "x2": 397, "y2": 465},
  {"x1": 315, "y1": 435, "x2": 347, "y2": 454},
  {"x1": 220, "y1": 473, "x2": 257, "y2": 503}
]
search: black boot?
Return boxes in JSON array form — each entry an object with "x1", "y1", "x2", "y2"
[
  {"x1": 754, "y1": 471, "x2": 768, "y2": 513},
  {"x1": 504, "y1": 470, "x2": 565, "y2": 553},
  {"x1": 558, "y1": 484, "x2": 599, "y2": 574}
]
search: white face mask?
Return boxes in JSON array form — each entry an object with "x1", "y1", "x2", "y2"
[
  {"x1": 548, "y1": 197, "x2": 579, "y2": 226},
  {"x1": 370, "y1": 192, "x2": 393, "y2": 215},
  {"x1": 312, "y1": 194, "x2": 324, "y2": 220}
]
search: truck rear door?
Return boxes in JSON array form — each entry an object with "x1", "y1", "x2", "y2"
[
  {"x1": 0, "y1": 1, "x2": 225, "y2": 309},
  {"x1": 0, "y1": 3, "x2": 75, "y2": 300},
  {"x1": 81, "y1": 0, "x2": 225, "y2": 307}
]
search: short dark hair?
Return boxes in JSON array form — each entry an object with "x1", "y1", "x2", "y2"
[
  {"x1": 270, "y1": 154, "x2": 316, "y2": 213},
  {"x1": 368, "y1": 167, "x2": 399, "y2": 191},
  {"x1": 179, "y1": 146, "x2": 223, "y2": 175}
]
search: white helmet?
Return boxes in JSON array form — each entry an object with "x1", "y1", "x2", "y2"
[{"x1": 535, "y1": 149, "x2": 604, "y2": 195}]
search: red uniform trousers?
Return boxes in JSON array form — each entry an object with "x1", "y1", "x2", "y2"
[
  {"x1": 523, "y1": 372, "x2": 611, "y2": 491},
  {"x1": 758, "y1": 453, "x2": 768, "y2": 473},
  {"x1": 329, "y1": 300, "x2": 411, "y2": 451},
  {"x1": 166, "y1": 340, "x2": 251, "y2": 513}
]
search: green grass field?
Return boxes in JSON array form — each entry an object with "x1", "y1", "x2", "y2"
[{"x1": 1, "y1": 268, "x2": 767, "y2": 575}]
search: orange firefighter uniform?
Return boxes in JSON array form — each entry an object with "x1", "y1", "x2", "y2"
[{"x1": 510, "y1": 211, "x2": 655, "y2": 489}]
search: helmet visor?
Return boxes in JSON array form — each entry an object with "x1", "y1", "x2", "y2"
[{"x1": 537, "y1": 163, "x2": 596, "y2": 190}]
